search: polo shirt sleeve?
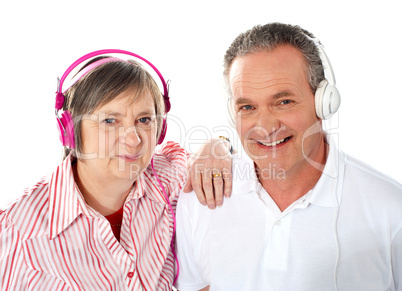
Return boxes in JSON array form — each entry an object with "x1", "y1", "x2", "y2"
[
  {"x1": 174, "y1": 192, "x2": 209, "y2": 291},
  {"x1": 392, "y1": 226, "x2": 402, "y2": 289},
  {"x1": 0, "y1": 211, "x2": 27, "y2": 290}
]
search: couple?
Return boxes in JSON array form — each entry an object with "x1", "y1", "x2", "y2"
[{"x1": 1, "y1": 22, "x2": 401, "y2": 290}]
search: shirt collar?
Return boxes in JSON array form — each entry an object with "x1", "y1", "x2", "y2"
[
  {"x1": 306, "y1": 135, "x2": 345, "y2": 207},
  {"x1": 231, "y1": 153, "x2": 259, "y2": 195},
  {"x1": 48, "y1": 154, "x2": 89, "y2": 239},
  {"x1": 123, "y1": 165, "x2": 171, "y2": 205},
  {"x1": 48, "y1": 156, "x2": 171, "y2": 239},
  {"x1": 232, "y1": 135, "x2": 345, "y2": 208}
]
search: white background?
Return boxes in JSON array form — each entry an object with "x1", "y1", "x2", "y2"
[{"x1": 1, "y1": 0, "x2": 401, "y2": 208}]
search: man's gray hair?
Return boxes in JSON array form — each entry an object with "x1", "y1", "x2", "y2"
[{"x1": 223, "y1": 22, "x2": 325, "y2": 96}]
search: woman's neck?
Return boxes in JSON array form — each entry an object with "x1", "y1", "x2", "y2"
[{"x1": 73, "y1": 161, "x2": 133, "y2": 216}]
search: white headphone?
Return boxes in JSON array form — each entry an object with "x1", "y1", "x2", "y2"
[
  {"x1": 227, "y1": 37, "x2": 341, "y2": 122},
  {"x1": 310, "y1": 37, "x2": 341, "y2": 120}
]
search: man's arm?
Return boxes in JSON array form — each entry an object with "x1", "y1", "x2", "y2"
[
  {"x1": 392, "y1": 226, "x2": 402, "y2": 290},
  {"x1": 174, "y1": 193, "x2": 209, "y2": 291}
]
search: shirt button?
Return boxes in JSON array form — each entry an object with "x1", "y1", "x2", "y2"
[
  {"x1": 275, "y1": 220, "x2": 281, "y2": 226},
  {"x1": 127, "y1": 272, "x2": 134, "y2": 278}
]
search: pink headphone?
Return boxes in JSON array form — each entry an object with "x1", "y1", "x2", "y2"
[{"x1": 55, "y1": 49, "x2": 171, "y2": 148}]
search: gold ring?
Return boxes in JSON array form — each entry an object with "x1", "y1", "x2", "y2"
[{"x1": 212, "y1": 173, "x2": 222, "y2": 178}]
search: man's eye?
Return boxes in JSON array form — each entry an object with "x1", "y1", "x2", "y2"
[
  {"x1": 280, "y1": 100, "x2": 292, "y2": 105},
  {"x1": 241, "y1": 105, "x2": 253, "y2": 110}
]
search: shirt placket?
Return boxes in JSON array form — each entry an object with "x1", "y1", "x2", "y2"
[
  {"x1": 98, "y1": 215, "x2": 140, "y2": 290},
  {"x1": 264, "y1": 194, "x2": 311, "y2": 271}
]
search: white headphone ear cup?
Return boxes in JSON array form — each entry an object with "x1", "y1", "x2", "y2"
[
  {"x1": 315, "y1": 80, "x2": 327, "y2": 120},
  {"x1": 315, "y1": 80, "x2": 341, "y2": 120}
]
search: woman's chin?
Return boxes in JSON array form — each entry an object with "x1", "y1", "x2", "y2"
[{"x1": 112, "y1": 160, "x2": 144, "y2": 181}]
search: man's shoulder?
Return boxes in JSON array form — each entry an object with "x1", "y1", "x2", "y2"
[
  {"x1": 178, "y1": 153, "x2": 258, "y2": 206},
  {"x1": 341, "y1": 152, "x2": 402, "y2": 218},
  {"x1": 343, "y1": 153, "x2": 402, "y2": 192}
]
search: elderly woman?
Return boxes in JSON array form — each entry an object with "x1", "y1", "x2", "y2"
[{"x1": 0, "y1": 50, "x2": 231, "y2": 290}]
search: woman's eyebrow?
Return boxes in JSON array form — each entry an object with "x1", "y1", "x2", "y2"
[
  {"x1": 100, "y1": 110, "x2": 124, "y2": 117},
  {"x1": 136, "y1": 110, "x2": 155, "y2": 116}
]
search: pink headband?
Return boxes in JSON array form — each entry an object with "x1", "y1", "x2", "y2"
[
  {"x1": 55, "y1": 49, "x2": 170, "y2": 112},
  {"x1": 62, "y1": 57, "x2": 123, "y2": 94}
]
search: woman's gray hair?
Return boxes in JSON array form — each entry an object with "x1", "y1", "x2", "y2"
[
  {"x1": 223, "y1": 22, "x2": 325, "y2": 96},
  {"x1": 62, "y1": 58, "x2": 165, "y2": 159}
]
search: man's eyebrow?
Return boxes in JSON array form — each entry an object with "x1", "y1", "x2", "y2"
[
  {"x1": 234, "y1": 91, "x2": 294, "y2": 105},
  {"x1": 234, "y1": 97, "x2": 252, "y2": 105},
  {"x1": 273, "y1": 91, "x2": 294, "y2": 99}
]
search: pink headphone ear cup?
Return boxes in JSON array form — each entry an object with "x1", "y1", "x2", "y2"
[
  {"x1": 58, "y1": 111, "x2": 75, "y2": 149},
  {"x1": 57, "y1": 117, "x2": 66, "y2": 146},
  {"x1": 163, "y1": 96, "x2": 171, "y2": 113},
  {"x1": 156, "y1": 95, "x2": 170, "y2": 145},
  {"x1": 157, "y1": 117, "x2": 167, "y2": 145}
]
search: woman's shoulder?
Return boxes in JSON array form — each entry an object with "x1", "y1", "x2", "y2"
[
  {"x1": 145, "y1": 142, "x2": 188, "y2": 200},
  {"x1": 152, "y1": 141, "x2": 188, "y2": 170},
  {"x1": 1, "y1": 177, "x2": 50, "y2": 239}
]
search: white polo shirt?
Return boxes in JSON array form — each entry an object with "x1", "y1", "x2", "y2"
[{"x1": 175, "y1": 143, "x2": 402, "y2": 290}]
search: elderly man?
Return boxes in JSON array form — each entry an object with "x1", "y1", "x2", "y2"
[{"x1": 175, "y1": 23, "x2": 402, "y2": 290}]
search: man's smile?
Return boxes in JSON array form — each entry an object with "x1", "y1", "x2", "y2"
[{"x1": 256, "y1": 136, "x2": 292, "y2": 147}]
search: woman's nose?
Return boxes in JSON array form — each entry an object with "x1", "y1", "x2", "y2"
[{"x1": 120, "y1": 126, "x2": 141, "y2": 148}]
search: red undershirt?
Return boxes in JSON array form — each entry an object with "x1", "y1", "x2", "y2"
[{"x1": 105, "y1": 206, "x2": 124, "y2": 242}]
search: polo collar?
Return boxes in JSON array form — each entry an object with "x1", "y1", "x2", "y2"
[
  {"x1": 231, "y1": 153, "x2": 259, "y2": 195},
  {"x1": 231, "y1": 136, "x2": 345, "y2": 208},
  {"x1": 307, "y1": 137, "x2": 345, "y2": 207}
]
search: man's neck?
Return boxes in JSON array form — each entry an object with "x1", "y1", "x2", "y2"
[{"x1": 257, "y1": 141, "x2": 329, "y2": 212}]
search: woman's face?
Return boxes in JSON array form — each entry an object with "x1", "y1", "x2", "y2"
[{"x1": 79, "y1": 89, "x2": 157, "y2": 183}]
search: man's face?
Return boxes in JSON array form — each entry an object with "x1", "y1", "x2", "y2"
[{"x1": 229, "y1": 45, "x2": 324, "y2": 178}]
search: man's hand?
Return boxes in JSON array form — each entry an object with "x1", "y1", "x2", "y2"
[{"x1": 184, "y1": 138, "x2": 233, "y2": 209}]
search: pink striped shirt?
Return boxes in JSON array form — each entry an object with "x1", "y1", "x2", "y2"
[{"x1": 0, "y1": 141, "x2": 187, "y2": 290}]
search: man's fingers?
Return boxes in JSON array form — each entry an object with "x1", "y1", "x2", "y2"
[
  {"x1": 202, "y1": 168, "x2": 216, "y2": 209},
  {"x1": 211, "y1": 169, "x2": 224, "y2": 207},
  {"x1": 183, "y1": 175, "x2": 193, "y2": 193},
  {"x1": 221, "y1": 167, "x2": 232, "y2": 198},
  {"x1": 192, "y1": 170, "x2": 207, "y2": 206}
]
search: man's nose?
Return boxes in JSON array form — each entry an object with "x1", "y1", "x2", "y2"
[{"x1": 254, "y1": 109, "x2": 281, "y2": 137}]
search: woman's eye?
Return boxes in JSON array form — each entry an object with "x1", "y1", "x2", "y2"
[
  {"x1": 138, "y1": 117, "x2": 151, "y2": 124},
  {"x1": 104, "y1": 118, "x2": 116, "y2": 124},
  {"x1": 137, "y1": 117, "x2": 155, "y2": 129}
]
